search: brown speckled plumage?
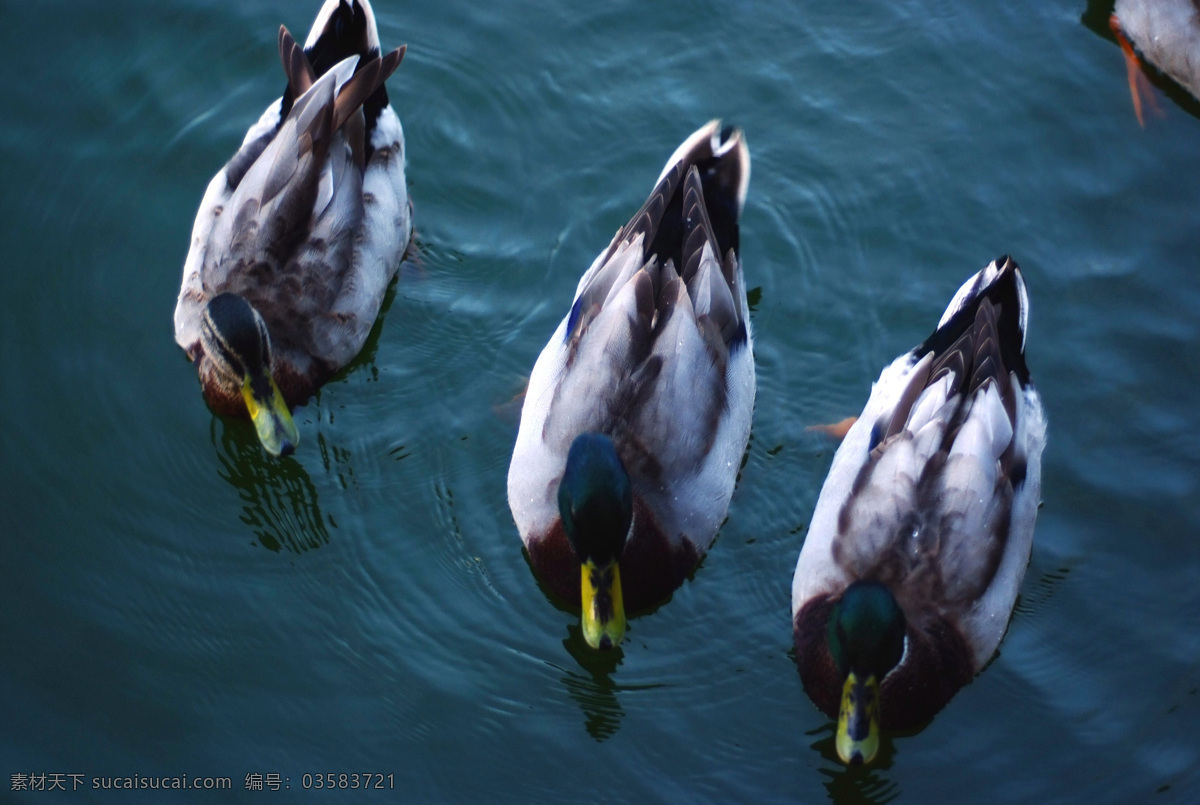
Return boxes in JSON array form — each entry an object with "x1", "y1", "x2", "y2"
[
  {"x1": 174, "y1": 1, "x2": 412, "y2": 423},
  {"x1": 791, "y1": 258, "x2": 1047, "y2": 732}
]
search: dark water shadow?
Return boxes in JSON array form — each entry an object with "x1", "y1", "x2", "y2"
[
  {"x1": 1080, "y1": 0, "x2": 1118, "y2": 37},
  {"x1": 1081, "y1": 0, "x2": 1200, "y2": 122},
  {"x1": 559, "y1": 625, "x2": 626, "y2": 742},
  {"x1": 789, "y1": 645, "x2": 927, "y2": 803},
  {"x1": 807, "y1": 724, "x2": 902, "y2": 805},
  {"x1": 1013, "y1": 564, "x2": 1072, "y2": 620},
  {"x1": 315, "y1": 430, "x2": 361, "y2": 495},
  {"x1": 518, "y1": 548, "x2": 678, "y2": 742},
  {"x1": 212, "y1": 420, "x2": 331, "y2": 553},
  {"x1": 431, "y1": 481, "x2": 504, "y2": 599},
  {"x1": 548, "y1": 620, "x2": 671, "y2": 744}
]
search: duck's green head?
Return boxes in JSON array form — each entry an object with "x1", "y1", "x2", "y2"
[
  {"x1": 558, "y1": 432, "x2": 632, "y2": 650},
  {"x1": 827, "y1": 580, "x2": 907, "y2": 766},
  {"x1": 201, "y1": 293, "x2": 299, "y2": 457}
]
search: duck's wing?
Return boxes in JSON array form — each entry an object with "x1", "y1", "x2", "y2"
[
  {"x1": 278, "y1": 28, "x2": 410, "y2": 370},
  {"x1": 620, "y1": 142, "x2": 755, "y2": 548},
  {"x1": 175, "y1": 0, "x2": 409, "y2": 367},
  {"x1": 313, "y1": 94, "x2": 410, "y2": 369},
  {"x1": 509, "y1": 121, "x2": 755, "y2": 551},
  {"x1": 174, "y1": 98, "x2": 285, "y2": 358},
  {"x1": 794, "y1": 257, "x2": 1046, "y2": 667},
  {"x1": 290, "y1": 0, "x2": 412, "y2": 369},
  {"x1": 195, "y1": 29, "x2": 401, "y2": 356}
]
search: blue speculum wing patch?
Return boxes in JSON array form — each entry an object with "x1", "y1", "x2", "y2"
[{"x1": 565, "y1": 296, "x2": 584, "y2": 342}]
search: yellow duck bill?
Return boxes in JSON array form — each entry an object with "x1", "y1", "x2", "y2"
[
  {"x1": 836, "y1": 671, "x2": 881, "y2": 765},
  {"x1": 241, "y1": 373, "x2": 300, "y2": 457},
  {"x1": 580, "y1": 559, "x2": 626, "y2": 650}
]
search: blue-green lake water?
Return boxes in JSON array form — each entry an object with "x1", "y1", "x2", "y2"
[{"x1": 3, "y1": 0, "x2": 1200, "y2": 802}]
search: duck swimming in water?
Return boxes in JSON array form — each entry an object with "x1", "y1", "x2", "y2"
[
  {"x1": 508, "y1": 121, "x2": 755, "y2": 649},
  {"x1": 174, "y1": 0, "x2": 411, "y2": 455},
  {"x1": 792, "y1": 257, "x2": 1046, "y2": 764}
]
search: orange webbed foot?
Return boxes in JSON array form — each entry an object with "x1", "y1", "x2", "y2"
[
  {"x1": 492, "y1": 380, "x2": 528, "y2": 424},
  {"x1": 1110, "y1": 13, "x2": 1163, "y2": 127},
  {"x1": 806, "y1": 416, "x2": 858, "y2": 440}
]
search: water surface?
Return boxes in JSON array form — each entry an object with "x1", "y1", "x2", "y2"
[{"x1": 2, "y1": 0, "x2": 1199, "y2": 802}]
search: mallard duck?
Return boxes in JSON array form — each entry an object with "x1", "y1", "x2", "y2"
[
  {"x1": 174, "y1": 0, "x2": 411, "y2": 455},
  {"x1": 508, "y1": 121, "x2": 755, "y2": 649},
  {"x1": 791, "y1": 257, "x2": 1046, "y2": 765},
  {"x1": 1110, "y1": 0, "x2": 1200, "y2": 124}
]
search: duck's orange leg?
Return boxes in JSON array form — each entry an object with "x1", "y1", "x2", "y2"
[
  {"x1": 806, "y1": 416, "x2": 858, "y2": 440},
  {"x1": 492, "y1": 380, "x2": 528, "y2": 423},
  {"x1": 1109, "y1": 13, "x2": 1162, "y2": 127}
]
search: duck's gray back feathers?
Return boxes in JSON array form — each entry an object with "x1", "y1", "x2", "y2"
[
  {"x1": 175, "y1": 0, "x2": 411, "y2": 391},
  {"x1": 793, "y1": 257, "x2": 1046, "y2": 669},
  {"x1": 175, "y1": 20, "x2": 407, "y2": 386},
  {"x1": 509, "y1": 121, "x2": 755, "y2": 556}
]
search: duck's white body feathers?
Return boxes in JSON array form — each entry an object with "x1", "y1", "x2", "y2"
[
  {"x1": 793, "y1": 257, "x2": 1046, "y2": 671},
  {"x1": 508, "y1": 121, "x2": 755, "y2": 608}
]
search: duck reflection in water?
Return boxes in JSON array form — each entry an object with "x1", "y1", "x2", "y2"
[
  {"x1": 213, "y1": 421, "x2": 331, "y2": 553},
  {"x1": 507, "y1": 121, "x2": 755, "y2": 650},
  {"x1": 811, "y1": 723, "x2": 902, "y2": 805},
  {"x1": 560, "y1": 625, "x2": 626, "y2": 742},
  {"x1": 792, "y1": 259, "x2": 1046, "y2": 765}
]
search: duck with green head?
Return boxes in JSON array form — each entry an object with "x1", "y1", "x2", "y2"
[
  {"x1": 792, "y1": 257, "x2": 1047, "y2": 764},
  {"x1": 508, "y1": 120, "x2": 756, "y2": 649},
  {"x1": 557, "y1": 433, "x2": 633, "y2": 649},
  {"x1": 174, "y1": 0, "x2": 411, "y2": 456}
]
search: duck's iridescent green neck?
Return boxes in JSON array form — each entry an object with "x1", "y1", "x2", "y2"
[
  {"x1": 557, "y1": 433, "x2": 632, "y2": 565},
  {"x1": 828, "y1": 580, "x2": 906, "y2": 678},
  {"x1": 828, "y1": 581, "x2": 906, "y2": 765}
]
